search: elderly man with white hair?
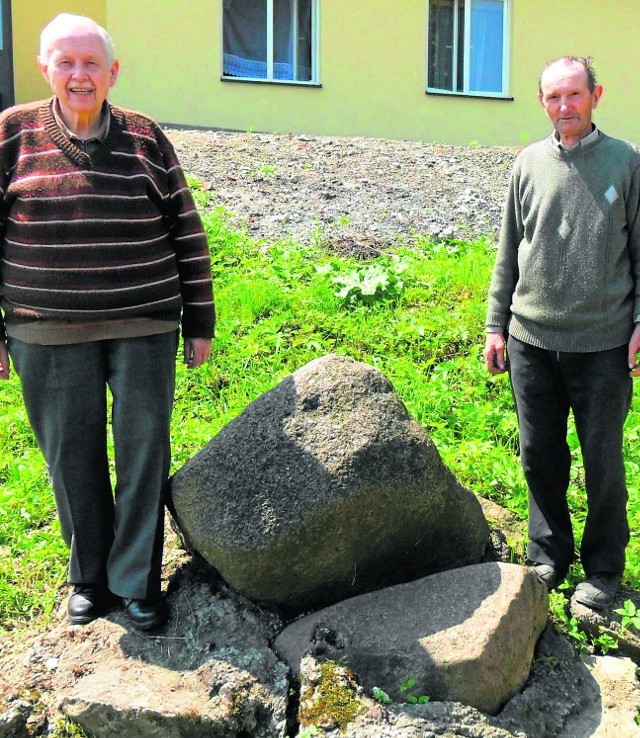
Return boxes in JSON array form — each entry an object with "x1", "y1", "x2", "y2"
[{"x1": 0, "y1": 14, "x2": 214, "y2": 630}]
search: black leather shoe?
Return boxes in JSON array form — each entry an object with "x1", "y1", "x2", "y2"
[
  {"x1": 123, "y1": 597, "x2": 168, "y2": 631},
  {"x1": 528, "y1": 562, "x2": 565, "y2": 591},
  {"x1": 573, "y1": 574, "x2": 622, "y2": 610},
  {"x1": 67, "y1": 584, "x2": 110, "y2": 625}
]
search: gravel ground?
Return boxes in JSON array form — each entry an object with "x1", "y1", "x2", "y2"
[{"x1": 166, "y1": 128, "x2": 520, "y2": 251}]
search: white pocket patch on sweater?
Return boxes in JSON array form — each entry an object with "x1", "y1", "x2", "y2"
[
  {"x1": 605, "y1": 185, "x2": 619, "y2": 205},
  {"x1": 558, "y1": 218, "x2": 571, "y2": 239}
]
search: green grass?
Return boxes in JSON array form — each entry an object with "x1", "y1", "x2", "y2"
[{"x1": 2, "y1": 179, "x2": 640, "y2": 633}]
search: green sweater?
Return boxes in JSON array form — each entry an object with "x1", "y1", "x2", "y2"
[{"x1": 486, "y1": 132, "x2": 640, "y2": 353}]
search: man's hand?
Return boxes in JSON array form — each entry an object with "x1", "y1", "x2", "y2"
[
  {"x1": 484, "y1": 332, "x2": 507, "y2": 375},
  {"x1": 184, "y1": 337, "x2": 212, "y2": 369},
  {"x1": 0, "y1": 341, "x2": 9, "y2": 380},
  {"x1": 629, "y1": 324, "x2": 640, "y2": 377}
]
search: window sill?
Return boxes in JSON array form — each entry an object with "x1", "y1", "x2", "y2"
[
  {"x1": 426, "y1": 89, "x2": 513, "y2": 101},
  {"x1": 221, "y1": 76, "x2": 322, "y2": 89}
]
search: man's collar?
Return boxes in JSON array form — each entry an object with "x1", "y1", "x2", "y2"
[
  {"x1": 551, "y1": 124, "x2": 600, "y2": 151},
  {"x1": 52, "y1": 99, "x2": 111, "y2": 143}
]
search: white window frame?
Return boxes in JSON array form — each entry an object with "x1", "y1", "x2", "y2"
[
  {"x1": 426, "y1": 0, "x2": 511, "y2": 98},
  {"x1": 221, "y1": 0, "x2": 320, "y2": 85}
]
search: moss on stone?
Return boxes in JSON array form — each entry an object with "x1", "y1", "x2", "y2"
[{"x1": 299, "y1": 660, "x2": 363, "y2": 732}]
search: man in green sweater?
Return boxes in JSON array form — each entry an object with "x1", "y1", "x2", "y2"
[{"x1": 484, "y1": 56, "x2": 640, "y2": 609}]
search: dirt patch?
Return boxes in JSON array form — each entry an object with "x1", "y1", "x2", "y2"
[{"x1": 166, "y1": 128, "x2": 518, "y2": 248}]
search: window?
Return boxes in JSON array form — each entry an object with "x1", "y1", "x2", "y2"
[
  {"x1": 427, "y1": 0, "x2": 509, "y2": 96},
  {"x1": 222, "y1": 0, "x2": 317, "y2": 83}
]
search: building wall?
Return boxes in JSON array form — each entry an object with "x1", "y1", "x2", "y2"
[
  {"x1": 13, "y1": 0, "x2": 107, "y2": 104},
  {"x1": 23, "y1": 0, "x2": 640, "y2": 146},
  {"x1": 107, "y1": 0, "x2": 219, "y2": 126},
  {"x1": 509, "y1": 0, "x2": 640, "y2": 147}
]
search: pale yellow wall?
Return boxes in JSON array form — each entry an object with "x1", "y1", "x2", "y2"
[
  {"x1": 107, "y1": 0, "x2": 220, "y2": 125},
  {"x1": 105, "y1": 0, "x2": 640, "y2": 146},
  {"x1": 509, "y1": 0, "x2": 640, "y2": 147},
  {"x1": 13, "y1": 0, "x2": 107, "y2": 104}
]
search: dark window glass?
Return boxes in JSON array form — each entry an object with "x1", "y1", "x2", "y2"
[
  {"x1": 223, "y1": 0, "x2": 314, "y2": 82},
  {"x1": 428, "y1": 0, "x2": 506, "y2": 95}
]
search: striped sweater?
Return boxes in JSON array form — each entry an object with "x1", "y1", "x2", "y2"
[{"x1": 0, "y1": 99, "x2": 214, "y2": 341}]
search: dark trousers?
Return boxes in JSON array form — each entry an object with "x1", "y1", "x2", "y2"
[
  {"x1": 8, "y1": 331, "x2": 178, "y2": 599},
  {"x1": 507, "y1": 336, "x2": 632, "y2": 578}
]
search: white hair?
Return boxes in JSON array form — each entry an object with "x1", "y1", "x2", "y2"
[{"x1": 39, "y1": 14, "x2": 115, "y2": 64}]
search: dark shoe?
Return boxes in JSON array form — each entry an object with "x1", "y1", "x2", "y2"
[
  {"x1": 123, "y1": 597, "x2": 168, "y2": 632},
  {"x1": 67, "y1": 584, "x2": 110, "y2": 625},
  {"x1": 573, "y1": 574, "x2": 621, "y2": 610},
  {"x1": 530, "y1": 563, "x2": 564, "y2": 590}
]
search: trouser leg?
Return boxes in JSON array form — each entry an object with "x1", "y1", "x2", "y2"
[
  {"x1": 8, "y1": 338, "x2": 114, "y2": 584},
  {"x1": 507, "y1": 336, "x2": 574, "y2": 574},
  {"x1": 562, "y1": 345, "x2": 632, "y2": 577},
  {"x1": 105, "y1": 331, "x2": 178, "y2": 599}
]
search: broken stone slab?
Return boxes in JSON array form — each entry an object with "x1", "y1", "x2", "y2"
[
  {"x1": 60, "y1": 651, "x2": 288, "y2": 738},
  {"x1": 0, "y1": 557, "x2": 288, "y2": 738},
  {"x1": 275, "y1": 562, "x2": 548, "y2": 715},
  {"x1": 58, "y1": 570, "x2": 288, "y2": 738},
  {"x1": 292, "y1": 626, "x2": 639, "y2": 738},
  {"x1": 169, "y1": 353, "x2": 490, "y2": 610}
]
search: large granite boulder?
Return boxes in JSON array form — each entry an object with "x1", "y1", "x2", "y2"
[
  {"x1": 275, "y1": 562, "x2": 549, "y2": 715},
  {"x1": 169, "y1": 354, "x2": 490, "y2": 610}
]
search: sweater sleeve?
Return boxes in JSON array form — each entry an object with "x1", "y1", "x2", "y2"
[
  {"x1": 485, "y1": 165, "x2": 524, "y2": 330},
  {"x1": 626, "y1": 159, "x2": 640, "y2": 319},
  {"x1": 0, "y1": 111, "x2": 17, "y2": 343},
  {"x1": 156, "y1": 126, "x2": 215, "y2": 339}
]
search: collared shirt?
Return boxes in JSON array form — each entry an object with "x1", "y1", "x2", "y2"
[
  {"x1": 51, "y1": 98, "x2": 111, "y2": 154},
  {"x1": 551, "y1": 124, "x2": 600, "y2": 151}
]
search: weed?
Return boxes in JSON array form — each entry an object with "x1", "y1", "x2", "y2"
[
  {"x1": 329, "y1": 255, "x2": 409, "y2": 307},
  {"x1": 185, "y1": 173, "x2": 213, "y2": 209},
  {"x1": 398, "y1": 678, "x2": 430, "y2": 704},
  {"x1": 372, "y1": 679, "x2": 429, "y2": 705},
  {"x1": 505, "y1": 534, "x2": 527, "y2": 564},
  {"x1": 548, "y1": 591, "x2": 588, "y2": 650},
  {"x1": 372, "y1": 686, "x2": 391, "y2": 704},
  {"x1": 50, "y1": 719, "x2": 89, "y2": 737},
  {"x1": 297, "y1": 727, "x2": 322, "y2": 738},
  {"x1": 614, "y1": 599, "x2": 640, "y2": 633},
  {"x1": 592, "y1": 630, "x2": 618, "y2": 655},
  {"x1": 549, "y1": 590, "x2": 620, "y2": 654},
  {"x1": 533, "y1": 655, "x2": 560, "y2": 670},
  {"x1": 254, "y1": 163, "x2": 278, "y2": 177}
]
